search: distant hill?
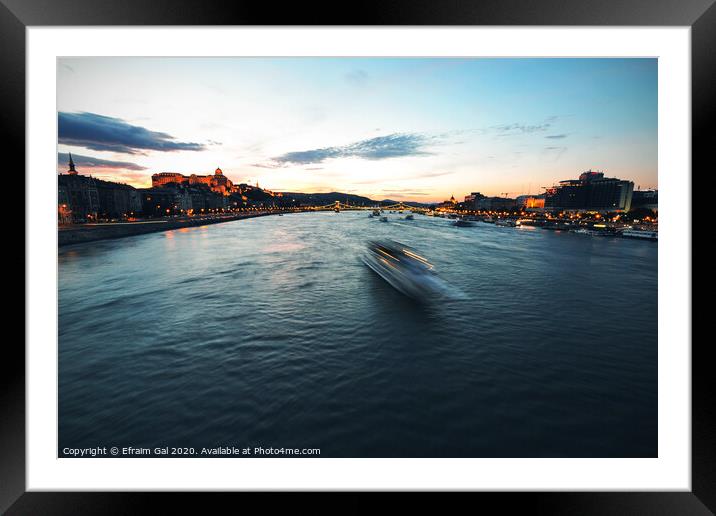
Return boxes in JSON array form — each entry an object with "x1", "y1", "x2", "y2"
[
  {"x1": 278, "y1": 192, "x2": 374, "y2": 206},
  {"x1": 378, "y1": 199, "x2": 431, "y2": 208},
  {"x1": 279, "y1": 192, "x2": 430, "y2": 207}
]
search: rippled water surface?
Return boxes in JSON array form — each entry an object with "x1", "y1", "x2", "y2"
[{"x1": 59, "y1": 211, "x2": 657, "y2": 457}]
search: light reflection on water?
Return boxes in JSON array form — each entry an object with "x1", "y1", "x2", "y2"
[{"x1": 59, "y1": 211, "x2": 657, "y2": 457}]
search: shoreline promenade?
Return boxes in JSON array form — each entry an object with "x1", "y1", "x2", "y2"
[{"x1": 58, "y1": 211, "x2": 279, "y2": 247}]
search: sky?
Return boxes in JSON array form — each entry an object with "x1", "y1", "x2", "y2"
[{"x1": 57, "y1": 57, "x2": 657, "y2": 202}]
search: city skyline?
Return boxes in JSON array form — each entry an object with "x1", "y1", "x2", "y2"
[{"x1": 57, "y1": 57, "x2": 658, "y2": 202}]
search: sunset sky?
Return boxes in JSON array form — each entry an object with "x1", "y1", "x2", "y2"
[{"x1": 57, "y1": 57, "x2": 657, "y2": 202}]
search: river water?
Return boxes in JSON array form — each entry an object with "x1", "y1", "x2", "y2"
[{"x1": 58, "y1": 211, "x2": 657, "y2": 457}]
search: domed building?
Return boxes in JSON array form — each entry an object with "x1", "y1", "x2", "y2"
[
  {"x1": 435, "y1": 194, "x2": 458, "y2": 210},
  {"x1": 210, "y1": 167, "x2": 233, "y2": 195}
]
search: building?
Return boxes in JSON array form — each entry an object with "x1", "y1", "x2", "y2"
[
  {"x1": 58, "y1": 154, "x2": 148, "y2": 221},
  {"x1": 477, "y1": 196, "x2": 517, "y2": 211},
  {"x1": 516, "y1": 194, "x2": 546, "y2": 210},
  {"x1": 151, "y1": 167, "x2": 234, "y2": 196},
  {"x1": 95, "y1": 179, "x2": 143, "y2": 219},
  {"x1": 140, "y1": 182, "x2": 230, "y2": 217},
  {"x1": 58, "y1": 183, "x2": 73, "y2": 225},
  {"x1": 187, "y1": 185, "x2": 228, "y2": 212},
  {"x1": 463, "y1": 192, "x2": 484, "y2": 210},
  {"x1": 139, "y1": 187, "x2": 189, "y2": 217},
  {"x1": 58, "y1": 153, "x2": 100, "y2": 222},
  {"x1": 631, "y1": 189, "x2": 658, "y2": 212},
  {"x1": 58, "y1": 157, "x2": 237, "y2": 222},
  {"x1": 188, "y1": 188, "x2": 208, "y2": 213},
  {"x1": 208, "y1": 167, "x2": 232, "y2": 196},
  {"x1": 462, "y1": 192, "x2": 516, "y2": 211},
  {"x1": 544, "y1": 170, "x2": 634, "y2": 213},
  {"x1": 435, "y1": 195, "x2": 458, "y2": 210},
  {"x1": 151, "y1": 172, "x2": 185, "y2": 187}
]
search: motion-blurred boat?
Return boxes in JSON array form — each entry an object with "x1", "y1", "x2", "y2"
[
  {"x1": 453, "y1": 218, "x2": 475, "y2": 227},
  {"x1": 404, "y1": 214, "x2": 414, "y2": 220},
  {"x1": 379, "y1": 216, "x2": 388, "y2": 222},
  {"x1": 362, "y1": 240, "x2": 452, "y2": 301}
]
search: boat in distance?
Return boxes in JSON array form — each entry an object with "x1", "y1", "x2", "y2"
[
  {"x1": 453, "y1": 218, "x2": 476, "y2": 227},
  {"x1": 573, "y1": 228, "x2": 596, "y2": 236},
  {"x1": 362, "y1": 240, "x2": 453, "y2": 301},
  {"x1": 621, "y1": 228, "x2": 658, "y2": 241},
  {"x1": 379, "y1": 216, "x2": 389, "y2": 222}
]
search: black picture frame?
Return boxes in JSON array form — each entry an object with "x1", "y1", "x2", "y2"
[{"x1": 5, "y1": 0, "x2": 708, "y2": 513}]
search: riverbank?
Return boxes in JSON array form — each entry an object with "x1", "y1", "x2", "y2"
[{"x1": 58, "y1": 212, "x2": 278, "y2": 246}]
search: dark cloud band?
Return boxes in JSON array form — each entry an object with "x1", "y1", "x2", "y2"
[
  {"x1": 58, "y1": 112, "x2": 206, "y2": 155},
  {"x1": 58, "y1": 152, "x2": 147, "y2": 171}
]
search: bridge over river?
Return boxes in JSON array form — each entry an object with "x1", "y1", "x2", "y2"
[{"x1": 308, "y1": 201, "x2": 430, "y2": 213}]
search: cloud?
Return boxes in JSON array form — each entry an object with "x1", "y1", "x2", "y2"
[
  {"x1": 57, "y1": 152, "x2": 147, "y2": 171},
  {"x1": 350, "y1": 170, "x2": 454, "y2": 185},
  {"x1": 545, "y1": 134, "x2": 568, "y2": 139},
  {"x1": 381, "y1": 189, "x2": 431, "y2": 196},
  {"x1": 346, "y1": 69, "x2": 369, "y2": 86},
  {"x1": 58, "y1": 112, "x2": 207, "y2": 154},
  {"x1": 251, "y1": 162, "x2": 282, "y2": 169},
  {"x1": 414, "y1": 170, "x2": 455, "y2": 179},
  {"x1": 544, "y1": 146, "x2": 568, "y2": 161},
  {"x1": 486, "y1": 116, "x2": 562, "y2": 138},
  {"x1": 262, "y1": 120, "x2": 561, "y2": 168},
  {"x1": 492, "y1": 122, "x2": 552, "y2": 136},
  {"x1": 267, "y1": 133, "x2": 434, "y2": 166}
]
